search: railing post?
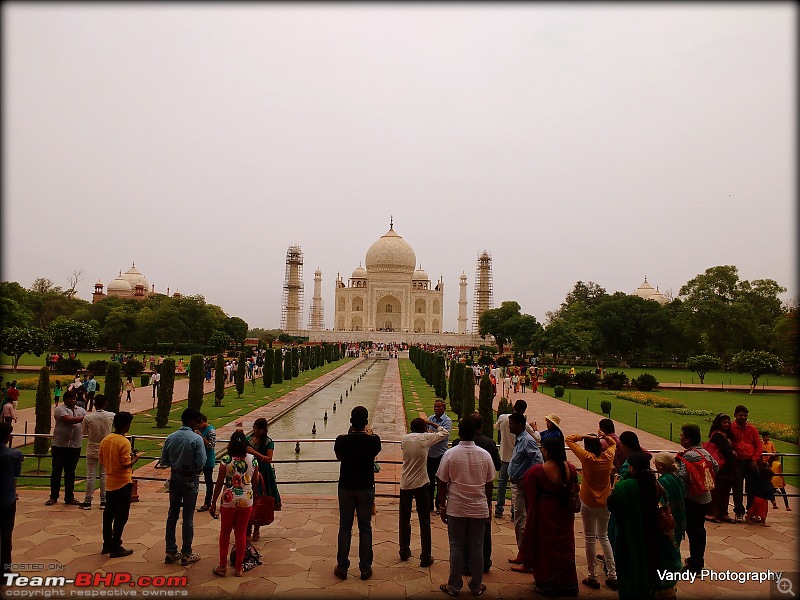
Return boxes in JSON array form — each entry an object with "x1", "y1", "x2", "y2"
[{"x1": 669, "y1": 423, "x2": 673, "y2": 441}]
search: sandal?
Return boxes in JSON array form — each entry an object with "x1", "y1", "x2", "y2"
[
  {"x1": 235, "y1": 568, "x2": 244, "y2": 577},
  {"x1": 705, "y1": 515, "x2": 722, "y2": 523},
  {"x1": 511, "y1": 565, "x2": 534, "y2": 573},
  {"x1": 197, "y1": 505, "x2": 210, "y2": 512},
  {"x1": 439, "y1": 584, "x2": 458, "y2": 597},
  {"x1": 212, "y1": 566, "x2": 227, "y2": 577}
]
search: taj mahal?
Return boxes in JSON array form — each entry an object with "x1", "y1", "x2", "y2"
[{"x1": 282, "y1": 220, "x2": 485, "y2": 346}]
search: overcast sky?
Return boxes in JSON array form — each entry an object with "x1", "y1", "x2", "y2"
[{"x1": 3, "y1": 3, "x2": 796, "y2": 332}]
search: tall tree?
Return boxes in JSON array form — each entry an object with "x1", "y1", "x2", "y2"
[
  {"x1": 156, "y1": 358, "x2": 176, "y2": 427},
  {"x1": 263, "y1": 348, "x2": 274, "y2": 387},
  {"x1": 34, "y1": 366, "x2": 52, "y2": 455},
  {"x1": 0, "y1": 325, "x2": 50, "y2": 372},
  {"x1": 283, "y1": 350, "x2": 292, "y2": 380},
  {"x1": 214, "y1": 353, "x2": 225, "y2": 406},
  {"x1": 235, "y1": 352, "x2": 246, "y2": 397},
  {"x1": 274, "y1": 349, "x2": 283, "y2": 384},
  {"x1": 450, "y1": 362, "x2": 466, "y2": 419},
  {"x1": 104, "y1": 361, "x2": 123, "y2": 413},
  {"x1": 478, "y1": 374, "x2": 494, "y2": 437},
  {"x1": 478, "y1": 301, "x2": 521, "y2": 353},
  {"x1": 730, "y1": 350, "x2": 784, "y2": 394},
  {"x1": 187, "y1": 354, "x2": 205, "y2": 410},
  {"x1": 48, "y1": 317, "x2": 98, "y2": 351},
  {"x1": 292, "y1": 347, "x2": 300, "y2": 377}
]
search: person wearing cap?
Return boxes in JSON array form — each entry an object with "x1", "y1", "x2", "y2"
[
  {"x1": 333, "y1": 406, "x2": 381, "y2": 581},
  {"x1": 531, "y1": 413, "x2": 564, "y2": 446}
]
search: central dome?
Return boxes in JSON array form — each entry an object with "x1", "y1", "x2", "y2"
[{"x1": 365, "y1": 228, "x2": 416, "y2": 274}]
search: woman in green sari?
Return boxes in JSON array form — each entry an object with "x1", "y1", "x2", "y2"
[
  {"x1": 608, "y1": 452, "x2": 670, "y2": 600},
  {"x1": 246, "y1": 417, "x2": 282, "y2": 541},
  {"x1": 653, "y1": 453, "x2": 687, "y2": 599}
]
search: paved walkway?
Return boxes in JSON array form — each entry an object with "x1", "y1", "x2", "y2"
[{"x1": 8, "y1": 359, "x2": 800, "y2": 599}]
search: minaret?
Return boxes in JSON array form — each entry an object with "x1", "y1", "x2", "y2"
[
  {"x1": 309, "y1": 268, "x2": 324, "y2": 331},
  {"x1": 457, "y1": 272, "x2": 468, "y2": 334},
  {"x1": 280, "y1": 245, "x2": 304, "y2": 332},
  {"x1": 472, "y1": 250, "x2": 493, "y2": 333}
]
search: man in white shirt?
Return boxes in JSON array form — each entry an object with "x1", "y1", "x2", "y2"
[
  {"x1": 149, "y1": 371, "x2": 160, "y2": 400},
  {"x1": 436, "y1": 418, "x2": 496, "y2": 597},
  {"x1": 399, "y1": 417, "x2": 449, "y2": 567},
  {"x1": 80, "y1": 394, "x2": 115, "y2": 510},
  {"x1": 493, "y1": 400, "x2": 535, "y2": 518}
]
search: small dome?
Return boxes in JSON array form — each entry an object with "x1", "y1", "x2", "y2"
[
  {"x1": 122, "y1": 263, "x2": 149, "y2": 290},
  {"x1": 108, "y1": 274, "x2": 132, "y2": 292},
  {"x1": 412, "y1": 265, "x2": 429, "y2": 281},
  {"x1": 633, "y1": 277, "x2": 669, "y2": 304},
  {"x1": 351, "y1": 264, "x2": 367, "y2": 279},
  {"x1": 365, "y1": 227, "x2": 416, "y2": 274}
]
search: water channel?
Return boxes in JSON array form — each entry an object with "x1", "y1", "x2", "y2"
[{"x1": 269, "y1": 358, "x2": 388, "y2": 495}]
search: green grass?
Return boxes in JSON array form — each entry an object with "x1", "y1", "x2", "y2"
[
  {"x1": 546, "y1": 365, "x2": 798, "y2": 388},
  {"x1": 1, "y1": 351, "x2": 195, "y2": 368},
  {"x1": 542, "y1": 386, "x2": 799, "y2": 483},
  {"x1": 14, "y1": 358, "x2": 351, "y2": 488}
]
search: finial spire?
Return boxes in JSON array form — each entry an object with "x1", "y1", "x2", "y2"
[{"x1": 390, "y1": 215, "x2": 393, "y2": 230}]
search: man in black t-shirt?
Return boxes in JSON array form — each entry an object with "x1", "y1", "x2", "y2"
[{"x1": 333, "y1": 406, "x2": 381, "y2": 581}]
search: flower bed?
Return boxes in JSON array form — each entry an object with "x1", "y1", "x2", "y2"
[{"x1": 612, "y1": 391, "x2": 685, "y2": 409}]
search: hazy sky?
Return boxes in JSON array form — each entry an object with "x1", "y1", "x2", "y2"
[{"x1": 3, "y1": 3, "x2": 796, "y2": 332}]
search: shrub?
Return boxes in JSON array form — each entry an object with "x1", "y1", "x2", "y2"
[
  {"x1": 497, "y1": 397, "x2": 513, "y2": 415},
  {"x1": 156, "y1": 358, "x2": 175, "y2": 427},
  {"x1": 104, "y1": 362, "x2": 122, "y2": 413},
  {"x1": 291, "y1": 347, "x2": 299, "y2": 377},
  {"x1": 187, "y1": 354, "x2": 204, "y2": 411},
  {"x1": 53, "y1": 357, "x2": 83, "y2": 375},
  {"x1": 478, "y1": 374, "x2": 494, "y2": 437},
  {"x1": 121, "y1": 359, "x2": 144, "y2": 377},
  {"x1": 274, "y1": 350, "x2": 283, "y2": 385},
  {"x1": 670, "y1": 408, "x2": 713, "y2": 416},
  {"x1": 632, "y1": 373, "x2": 659, "y2": 391},
  {"x1": 283, "y1": 351, "x2": 292, "y2": 380},
  {"x1": 450, "y1": 362, "x2": 465, "y2": 418},
  {"x1": 477, "y1": 354, "x2": 494, "y2": 367},
  {"x1": 236, "y1": 353, "x2": 246, "y2": 397},
  {"x1": 86, "y1": 360, "x2": 109, "y2": 375},
  {"x1": 575, "y1": 371, "x2": 599, "y2": 390},
  {"x1": 602, "y1": 371, "x2": 629, "y2": 390},
  {"x1": 554, "y1": 385, "x2": 565, "y2": 398},
  {"x1": 434, "y1": 354, "x2": 447, "y2": 401},
  {"x1": 544, "y1": 371, "x2": 571, "y2": 388},
  {"x1": 496, "y1": 356, "x2": 511, "y2": 367},
  {"x1": 463, "y1": 367, "x2": 477, "y2": 419},
  {"x1": 215, "y1": 353, "x2": 225, "y2": 406},
  {"x1": 263, "y1": 349, "x2": 274, "y2": 387},
  {"x1": 34, "y1": 366, "x2": 51, "y2": 455},
  {"x1": 600, "y1": 399, "x2": 612, "y2": 416}
]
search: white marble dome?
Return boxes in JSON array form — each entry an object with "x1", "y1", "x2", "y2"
[
  {"x1": 633, "y1": 277, "x2": 668, "y2": 304},
  {"x1": 351, "y1": 264, "x2": 367, "y2": 279},
  {"x1": 122, "y1": 264, "x2": 149, "y2": 290},
  {"x1": 108, "y1": 273, "x2": 132, "y2": 292},
  {"x1": 412, "y1": 266, "x2": 429, "y2": 281},
  {"x1": 365, "y1": 227, "x2": 416, "y2": 274}
]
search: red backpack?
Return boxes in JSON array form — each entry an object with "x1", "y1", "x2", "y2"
[
  {"x1": 676, "y1": 451, "x2": 715, "y2": 496},
  {"x1": 702, "y1": 431, "x2": 726, "y2": 470}
]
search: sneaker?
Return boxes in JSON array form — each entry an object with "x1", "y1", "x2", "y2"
[
  {"x1": 80, "y1": 502, "x2": 92, "y2": 510},
  {"x1": 164, "y1": 553, "x2": 182, "y2": 564},
  {"x1": 734, "y1": 514, "x2": 745, "y2": 523},
  {"x1": 605, "y1": 578, "x2": 619, "y2": 591},
  {"x1": 100, "y1": 501, "x2": 106, "y2": 509},
  {"x1": 181, "y1": 553, "x2": 201, "y2": 566},
  {"x1": 110, "y1": 547, "x2": 134, "y2": 558}
]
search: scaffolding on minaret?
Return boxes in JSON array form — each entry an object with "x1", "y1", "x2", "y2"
[
  {"x1": 472, "y1": 250, "x2": 493, "y2": 334},
  {"x1": 309, "y1": 268, "x2": 324, "y2": 331},
  {"x1": 280, "y1": 245, "x2": 304, "y2": 331}
]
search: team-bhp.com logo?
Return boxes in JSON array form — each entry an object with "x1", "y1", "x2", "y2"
[{"x1": 3, "y1": 572, "x2": 188, "y2": 596}]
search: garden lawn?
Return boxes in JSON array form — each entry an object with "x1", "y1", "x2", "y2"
[
  {"x1": 540, "y1": 386, "x2": 799, "y2": 484},
  {"x1": 546, "y1": 365, "x2": 798, "y2": 388},
  {"x1": 1, "y1": 351, "x2": 195, "y2": 369},
  {"x1": 14, "y1": 358, "x2": 351, "y2": 488}
]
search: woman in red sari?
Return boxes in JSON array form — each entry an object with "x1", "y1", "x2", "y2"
[{"x1": 518, "y1": 435, "x2": 579, "y2": 597}]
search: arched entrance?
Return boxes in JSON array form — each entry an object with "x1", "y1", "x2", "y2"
[{"x1": 376, "y1": 295, "x2": 401, "y2": 332}]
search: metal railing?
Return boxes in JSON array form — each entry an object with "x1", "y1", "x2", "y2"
[{"x1": 12, "y1": 432, "x2": 800, "y2": 497}]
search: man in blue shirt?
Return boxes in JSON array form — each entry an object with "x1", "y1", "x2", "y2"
[
  {"x1": 507, "y1": 412, "x2": 543, "y2": 557},
  {"x1": 85, "y1": 374, "x2": 98, "y2": 412},
  {"x1": 0, "y1": 422, "x2": 23, "y2": 586},
  {"x1": 160, "y1": 408, "x2": 206, "y2": 566},
  {"x1": 426, "y1": 400, "x2": 453, "y2": 513}
]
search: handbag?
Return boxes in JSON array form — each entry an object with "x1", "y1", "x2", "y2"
[
  {"x1": 250, "y1": 494, "x2": 275, "y2": 527},
  {"x1": 656, "y1": 483, "x2": 676, "y2": 534},
  {"x1": 569, "y1": 473, "x2": 581, "y2": 513}
]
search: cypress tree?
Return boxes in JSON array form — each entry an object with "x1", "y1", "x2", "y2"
[
  {"x1": 283, "y1": 349, "x2": 292, "y2": 380},
  {"x1": 478, "y1": 373, "x2": 494, "y2": 437},
  {"x1": 34, "y1": 366, "x2": 52, "y2": 455},
  {"x1": 105, "y1": 361, "x2": 123, "y2": 413},
  {"x1": 463, "y1": 368, "x2": 477, "y2": 418},
  {"x1": 301, "y1": 346, "x2": 309, "y2": 371},
  {"x1": 236, "y1": 353, "x2": 246, "y2": 397},
  {"x1": 156, "y1": 358, "x2": 176, "y2": 428},
  {"x1": 291, "y1": 347, "x2": 299, "y2": 377},
  {"x1": 309, "y1": 345, "x2": 317, "y2": 370},
  {"x1": 187, "y1": 354, "x2": 204, "y2": 410},
  {"x1": 448, "y1": 360, "x2": 457, "y2": 403},
  {"x1": 451, "y1": 362, "x2": 465, "y2": 419},
  {"x1": 215, "y1": 353, "x2": 225, "y2": 406},
  {"x1": 263, "y1": 348, "x2": 274, "y2": 387},
  {"x1": 425, "y1": 352, "x2": 434, "y2": 387},
  {"x1": 274, "y1": 349, "x2": 283, "y2": 384},
  {"x1": 333, "y1": 343, "x2": 340, "y2": 361},
  {"x1": 434, "y1": 354, "x2": 447, "y2": 401}
]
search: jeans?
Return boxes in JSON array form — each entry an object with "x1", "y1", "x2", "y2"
[
  {"x1": 732, "y1": 460, "x2": 758, "y2": 516},
  {"x1": 445, "y1": 516, "x2": 486, "y2": 595},
  {"x1": 165, "y1": 475, "x2": 199, "y2": 555},
  {"x1": 202, "y1": 467, "x2": 214, "y2": 507},
  {"x1": 219, "y1": 506, "x2": 253, "y2": 570},
  {"x1": 511, "y1": 481, "x2": 526, "y2": 548},
  {"x1": 0, "y1": 501, "x2": 15, "y2": 585},
  {"x1": 684, "y1": 499, "x2": 708, "y2": 572},
  {"x1": 775, "y1": 487, "x2": 790, "y2": 509},
  {"x1": 336, "y1": 487, "x2": 374, "y2": 572},
  {"x1": 84, "y1": 457, "x2": 107, "y2": 504},
  {"x1": 495, "y1": 461, "x2": 509, "y2": 515},
  {"x1": 50, "y1": 446, "x2": 81, "y2": 502},
  {"x1": 399, "y1": 485, "x2": 431, "y2": 561},
  {"x1": 709, "y1": 474, "x2": 733, "y2": 518},
  {"x1": 580, "y1": 502, "x2": 617, "y2": 580},
  {"x1": 462, "y1": 516, "x2": 492, "y2": 572},
  {"x1": 426, "y1": 455, "x2": 444, "y2": 510},
  {"x1": 103, "y1": 483, "x2": 132, "y2": 550}
]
